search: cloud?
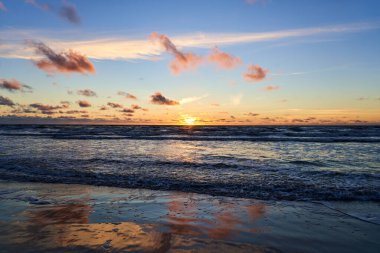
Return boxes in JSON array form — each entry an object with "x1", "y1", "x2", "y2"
[
  {"x1": 243, "y1": 64, "x2": 268, "y2": 82},
  {"x1": 77, "y1": 89, "x2": 97, "y2": 97},
  {"x1": 246, "y1": 112, "x2": 259, "y2": 116},
  {"x1": 29, "y1": 41, "x2": 95, "y2": 74},
  {"x1": 207, "y1": 47, "x2": 242, "y2": 69},
  {"x1": 117, "y1": 91, "x2": 137, "y2": 100},
  {"x1": 1, "y1": 22, "x2": 378, "y2": 61},
  {"x1": 0, "y1": 1, "x2": 7, "y2": 11},
  {"x1": 60, "y1": 110, "x2": 87, "y2": 114},
  {"x1": 121, "y1": 108, "x2": 134, "y2": 113},
  {"x1": 77, "y1": 100, "x2": 91, "y2": 107},
  {"x1": 25, "y1": 0, "x2": 50, "y2": 11},
  {"x1": 179, "y1": 94, "x2": 208, "y2": 105},
  {"x1": 26, "y1": 0, "x2": 80, "y2": 25},
  {"x1": 0, "y1": 79, "x2": 32, "y2": 92},
  {"x1": 150, "y1": 92, "x2": 179, "y2": 105},
  {"x1": 29, "y1": 103, "x2": 64, "y2": 114},
  {"x1": 60, "y1": 101, "x2": 70, "y2": 108},
  {"x1": 231, "y1": 93, "x2": 243, "y2": 106},
  {"x1": 131, "y1": 104, "x2": 148, "y2": 111},
  {"x1": 59, "y1": 0, "x2": 80, "y2": 24},
  {"x1": 263, "y1": 85, "x2": 280, "y2": 91},
  {"x1": 245, "y1": 0, "x2": 267, "y2": 5},
  {"x1": 0, "y1": 96, "x2": 15, "y2": 106},
  {"x1": 150, "y1": 32, "x2": 203, "y2": 74},
  {"x1": 107, "y1": 102, "x2": 123, "y2": 108}
]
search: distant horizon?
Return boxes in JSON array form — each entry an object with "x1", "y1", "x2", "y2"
[{"x1": 1, "y1": 0, "x2": 380, "y2": 125}]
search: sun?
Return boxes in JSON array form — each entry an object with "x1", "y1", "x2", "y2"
[{"x1": 183, "y1": 117, "x2": 196, "y2": 125}]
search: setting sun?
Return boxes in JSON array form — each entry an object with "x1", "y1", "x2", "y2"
[{"x1": 183, "y1": 117, "x2": 196, "y2": 125}]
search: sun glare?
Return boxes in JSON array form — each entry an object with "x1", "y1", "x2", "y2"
[{"x1": 184, "y1": 117, "x2": 196, "y2": 125}]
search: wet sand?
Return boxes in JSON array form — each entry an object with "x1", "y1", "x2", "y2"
[{"x1": 0, "y1": 181, "x2": 379, "y2": 253}]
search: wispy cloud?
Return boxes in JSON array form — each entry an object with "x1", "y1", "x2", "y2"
[
  {"x1": 150, "y1": 92, "x2": 179, "y2": 105},
  {"x1": 150, "y1": 32, "x2": 203, "y2": 74},
  {"x1": 26, "y1": 0, "x2": 80, "y2": 25},
  {"x1": 59, "y1": 0, "x2": 80, "y2": 24},
  {"x1": 117, "y1": 91, "x2": 137, "y2": 100},
  {"x1": 26, "y1": 0, "x2": 50, "y2": 11},
  {"x1": 0, "y1": 22, "x2": 378, "y2": 61},
  {"x1": 0, "y1": 79, "x2": 32, "y2": 92},
  {"x1": 263, "y1": 85, "x2": 280, "y2": 91},
  {"x1": 0, "y1": 1, "x2": 7, "y2": 11},
  {"x1": 179, "y1": 94, "x2": 208, "y2": 105},
  {"x1": 231, "y1": 93, "x2": 243, "y2": 106},
  {"x1": 29, "y1": 41, "x2": 95, "y2": 74},
  {"x1": 245, "y1": 0, "x2": 268, "y2": 5}
]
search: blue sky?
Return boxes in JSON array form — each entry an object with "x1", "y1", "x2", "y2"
[{"x1": 0, "y1": 0, "x2": 379, "y2": 124}]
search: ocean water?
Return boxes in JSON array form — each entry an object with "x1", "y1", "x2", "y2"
[{"x1": 0, "y1": 125, "x2": 379, "y2": 201}]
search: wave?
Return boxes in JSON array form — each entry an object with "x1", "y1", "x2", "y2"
[
  {"x1": 1, "y1": 125, "x2": 380, "y2": 142},
  {"x1": 0, "y1": 158, "x2": 379, "y2": 201}
]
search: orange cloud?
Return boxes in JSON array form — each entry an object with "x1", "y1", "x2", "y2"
[
  {"x1": 77, "y1": 100, "x2": 91, "y2": 107},
  {"x1": 150, "y1": 32, "x2": 202, "y2": 74},
  {"x1": 150, "y1": 92, "x2": 179, "y2": 105},
  {"x1": 243, "y1": 64, "x2": 268, "y2": 82},
  {"x1": 0, "y1": 79, "x2": 32, "y2": 92},
  {"x1": 30, "y1": 41, "x2": 95, "y2": 74},
  {"x1": 207, "y1": 47, "x2": 242, "y2": 69},
  {"x1": 263, "y1": 85, "x2": 280, "y2": 91}
]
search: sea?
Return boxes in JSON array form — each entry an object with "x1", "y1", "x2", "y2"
[{"x1": 0, "y1": 125, "x2": 379, "y2": 201}]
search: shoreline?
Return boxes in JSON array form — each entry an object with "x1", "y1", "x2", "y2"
[{"x1": 0, "y1": 180, "x2": 379, "y2": 252}]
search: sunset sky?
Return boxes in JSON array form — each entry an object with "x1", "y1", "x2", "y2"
[{"x1": 0, "y1": 0, "x2": 379, "y2": 125}]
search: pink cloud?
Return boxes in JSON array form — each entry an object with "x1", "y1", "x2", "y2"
[
  {"x1": 0, "y1": 79, "x2": 32, "y2": 92},
  {"x1": 263, "y1": 85, "x2": 280, "y2": 91},
  {"x1": 243, "y1": 64, "x2": 269, "y2": 82},
  {"x1": 25, "y1": 0, "x2": 50, "y2": 11},
  {"x1": 150, "y1": 32, "x2": 202, "y2": 74},
  {"x1": 30, "y1": 41, "x2": 95, "y2": 74},
  {"x1": 207, "y1": 47, "x2": 242, "y2": 69},
  {"x1": 0, "y1": 1, "x2": 7, "y2": 11}
]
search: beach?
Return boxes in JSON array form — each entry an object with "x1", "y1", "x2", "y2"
[
  {"x1": 0, "y1": 125, "x2": 379, "y2": 252},
  {"x1": 0, "y1": 180, "x2": 379, "y2": 253}
]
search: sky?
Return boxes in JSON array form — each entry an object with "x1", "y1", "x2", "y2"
[{"x1": 0, "y1": 0, "x2": 380, "y2": 125}]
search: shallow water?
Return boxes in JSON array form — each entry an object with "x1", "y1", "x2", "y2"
[
  {"x1": 0, "y1": 125, "x2": 379, "y2": 200},
  {"x1": 0, "y1": 181, "x2": 379, "y2": 253}
]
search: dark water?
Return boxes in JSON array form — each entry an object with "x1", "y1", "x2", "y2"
[{"x1": 0, "y1": 125, "x2": 379, "y2": 201}]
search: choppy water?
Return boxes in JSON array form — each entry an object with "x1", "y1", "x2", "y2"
[{"x1": 0, "y1": 125, "x2": 379, "y2": 201}]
